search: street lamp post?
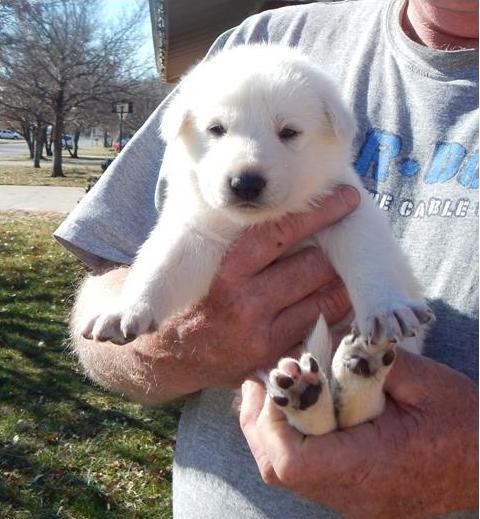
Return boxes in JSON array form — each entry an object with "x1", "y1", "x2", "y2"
[{"x1": 112, "y1": 101, "x2": 133, "y2": 152}]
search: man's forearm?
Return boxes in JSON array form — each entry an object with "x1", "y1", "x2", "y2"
[{"x1": 71, "y1": 268, "x2": 207, "y2": 405}]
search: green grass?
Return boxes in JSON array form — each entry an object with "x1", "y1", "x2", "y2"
[
  {"x1": 0, "y1": 146, "x2": 115, "y2": 187},
  {"x1": 0, "y1": 212, "x2": 180, "y2": 518},
  {"x1": 0, "y1": 166, "x2": 100, "y2": 188},
  {"x1": 71, "y1": 146, "x2": 116, "y2": 158}
]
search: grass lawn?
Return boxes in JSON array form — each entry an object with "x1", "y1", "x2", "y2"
[
  {"x1": 0, "y1": 165, "x2": 100, "y2": 188},
  {"x1": 0, "y1": 146, "x2": 115, "y2": 188},
  {"x1": 0, "y1": 212, "x2": 180, "y2": 518},
  {"x1": 74, "y1": 146, "x2": 116, "y2": 158}
]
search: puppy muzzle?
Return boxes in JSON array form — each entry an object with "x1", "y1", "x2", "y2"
[{"x1": 229, "y1": 173, "x2": 266, "y2": 202}]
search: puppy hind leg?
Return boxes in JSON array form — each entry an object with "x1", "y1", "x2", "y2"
[
  {"x1": 267, "y1": 316, "x2": 337, "y2": 435},
  {"x1": 332, "y1": 333, "x2": 396, "y2": 429}
]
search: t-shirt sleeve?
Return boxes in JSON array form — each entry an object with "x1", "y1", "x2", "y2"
[{"x1": 54, "y1": 101, "x2": 166, "y2": 268}]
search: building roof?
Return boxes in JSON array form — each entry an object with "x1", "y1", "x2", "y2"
[{"x1": 149, "y1": 0, "x2": 314, "y2": 83}]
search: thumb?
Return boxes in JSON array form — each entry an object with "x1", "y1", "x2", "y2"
[
  {"x1": 222, "y1": 185, "x2": 360, "y2": 276},
  {"x1": 383, "y1": 348, "x2": 433, "y2": 405}
]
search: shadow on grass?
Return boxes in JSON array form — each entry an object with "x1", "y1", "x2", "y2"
[
  {"x1": 0, "y1": 312, "x2": 181, "y2": 518},
  {"x1": 0, "y1": 213, "x2": 181, "y2": 517},
  {"x1": 0, "y1": 442, "x2": 120, "y2": 517},
  {"x1": 0, "y1": 295, "x2": 180, "y2": 517}
]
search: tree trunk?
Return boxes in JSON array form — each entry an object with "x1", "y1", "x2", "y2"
[
  {"x1": 23, "y1": 123, "x2": 34, "y2": 159},
  {"x1": 33, "y1": 124, "x2": 45, "y2": 168},
  {"x1": 103, "y1": 129, "x2": 109, "y2": 148},
  {"x1": 72, "y1": 128, "x2": 80, "y2": 158},
  {"x1": 52, "y1": 124, "x2": 64, "y2": 177},
  {"x1": 51, "y1": 91, "x2": 65, "y2": 177}
]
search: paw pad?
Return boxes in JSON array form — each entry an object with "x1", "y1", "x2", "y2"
[
  {"x1": 382, "y1": 349, "x2": 395, "y2": 366},
  {"x1": 347, "y1": 356, "x2": 371, "y2": 377},
  {"x1": 273, "y1": 395, "x2": 289, "y2": 407},
  {"x1": 299, "y1": 383, "x2": 322, "y2": 410},
  {"x1": 338, "y1": 334, "x2": 397, "y2": 379},
  {"x1": 276, "y1": 374, "x2": 294, "y2": 389},
  {"x1": 269, "y1": 354, "x2": 325, "y2": 411}
]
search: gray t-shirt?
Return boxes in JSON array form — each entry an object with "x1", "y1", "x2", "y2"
[{"x1": 55, "y1": 0, "x2": 478, "y2": 517}]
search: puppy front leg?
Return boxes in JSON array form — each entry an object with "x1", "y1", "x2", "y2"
[
  {"x1": 82, "y1": 221, "x2": 228, "y2": 344},
  {"x1": 316, "y1": 191, "x2": 433, "y2": 349}
]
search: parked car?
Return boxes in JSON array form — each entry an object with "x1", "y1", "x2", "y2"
[
  {"x1": 0, "y1": 129, "x2": 21, "y2": 140},
  {"x1": 112, "y1": 137, "x2": 130, "y2": 153}
]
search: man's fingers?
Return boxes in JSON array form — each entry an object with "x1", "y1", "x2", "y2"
[
  {"x1": 270, "y1": 281, "x2": 351, "y2": 348},
  {"x1": 312, "y1": 281, "x2": 351, "y2": 325},
  {"x1": 255, "y1": 247, "x2": 339, "y2": 310},
  {"x1": 223, "y1": 185, "x2": 360, "y2": 276},
  {"x1": 384, "y1": 347, "x2": 472, "y2": 407}
]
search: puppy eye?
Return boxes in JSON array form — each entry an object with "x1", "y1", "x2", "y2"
[
  {"x1": 278, "y1": 127, "x2": 301, "y2": 141},
  {"x1": 208, "y1": 124, "x2": 227, "y2": 137}
]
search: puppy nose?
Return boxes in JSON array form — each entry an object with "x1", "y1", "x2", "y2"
[{"x1": 229, "y1": 173, "x2": 266, "y2": 201}]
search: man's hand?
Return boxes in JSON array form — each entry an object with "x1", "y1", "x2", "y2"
[
  {"x1": 72, "y1": 185, "x2": 359, "y2": 403},
  {"x1": 157, "y1": 185, "x2": 359, "y2": 389},
  {"x1": 240, "y1": 348, "x2": 479, "y2": 519}
]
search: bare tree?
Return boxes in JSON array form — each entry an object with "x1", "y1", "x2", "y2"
[
  {"x1": 121, "y1": 77, "x2": 172, "y2": 135},
  {"x1": 98, "y1": 77, "x2": 171, "y2": 147},
  {"x1": 61, "y1": 77, "x2": 171, "y2": 157},
  {"x1": 0, "y1": 0, "x2": 150, "y2": 176}
]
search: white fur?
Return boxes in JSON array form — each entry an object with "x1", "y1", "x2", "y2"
[{"x1": 83, "y1": 45, "x2": 433, "y2": 434}]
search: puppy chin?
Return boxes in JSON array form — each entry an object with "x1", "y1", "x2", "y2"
[
  {"x1": 202, "y1": 189, "x2": 308, "y2": 225},
  {"x1": 220, "y1": 203, "x2": 290, "y2": 226}
]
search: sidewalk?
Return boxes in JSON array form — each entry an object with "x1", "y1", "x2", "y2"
[{"x1": 0, "y1": 185, "x2": 84, "y2": 213}]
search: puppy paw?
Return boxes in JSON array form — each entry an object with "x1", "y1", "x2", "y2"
[
  {"x1": 332, "y1": 333, "x2": 396, "y2": 428},
  {"x1": 269, "y1": 354, "x2": 323, "y2": 410},
  {"x1": 81, "y1": 303, "x2": 156, "y2": 345},
  {"x1": 338, "y1": 334, "x2": 396, "y2": 377},
  {"x1": 267, "y1": 353, "x2": 336, "y2": 435},
  {"x1": 354, "y1": 300, "x2": 435, "y2": 345}
]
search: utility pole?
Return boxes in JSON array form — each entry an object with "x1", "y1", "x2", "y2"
[{"x1": 112, "y1": 100, "x2": 133, "y2": 152}]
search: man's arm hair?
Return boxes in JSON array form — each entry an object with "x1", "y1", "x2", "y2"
[{"x1": 70, "y1": 267, "x2": 205, "y2": 405}]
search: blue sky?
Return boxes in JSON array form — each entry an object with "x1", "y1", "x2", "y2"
[{"x1": 101, "y1": 0, "x2": 156, "y2": 69}]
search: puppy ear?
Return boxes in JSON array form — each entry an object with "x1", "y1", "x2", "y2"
[
  {"x1": 322, "y1": 91, "x2": 356, "y2": 144},
  {"x1": 160, "y1": 92, "x2": 191, "y2": 143}
]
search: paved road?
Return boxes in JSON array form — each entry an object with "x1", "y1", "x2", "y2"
[
  {"x1": 0, "y1": 139, "x2": 29, "y2": 158},
  {"x1": 0, "y1": 185, "x2": 84, "y2": 213}
]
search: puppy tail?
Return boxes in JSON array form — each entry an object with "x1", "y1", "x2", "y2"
[{"x1": 304, "y1": 315, "x2": 332, "y2": 374}]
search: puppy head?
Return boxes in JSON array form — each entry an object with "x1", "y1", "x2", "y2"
[{"x1": 161, "y1": 45, "x2": 356, "y2": 224}]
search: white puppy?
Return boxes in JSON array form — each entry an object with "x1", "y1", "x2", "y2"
[{"x1": 82, "y1": 45, "x2": 433, "y2": 435}]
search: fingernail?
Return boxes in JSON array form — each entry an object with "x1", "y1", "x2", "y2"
[{"x1": 338, "y1": 185, "x2": 360, "y2": 210}]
